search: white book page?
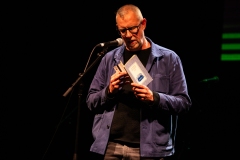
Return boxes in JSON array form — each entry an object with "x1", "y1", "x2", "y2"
[{"x1": 124, "y1": 55, "x2": 153, "y2": 86}]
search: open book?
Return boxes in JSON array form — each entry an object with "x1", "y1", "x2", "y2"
[{"x1": 114, "y1": 54, "x2": 153, "y2": 86}]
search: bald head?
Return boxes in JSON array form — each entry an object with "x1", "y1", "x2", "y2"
[
  {"x1": 116, "y1": 4, "x2": 143, "y2": 22},
  {"x1": 115, "y1": 4, "x2": 149, "y2": 51}
]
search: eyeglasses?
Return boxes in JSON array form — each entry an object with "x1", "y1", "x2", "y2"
[{"x1": 117, "y1": 21, "x2": 142, "y2": 36}]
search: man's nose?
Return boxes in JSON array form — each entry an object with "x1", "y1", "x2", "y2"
[{"x1": 125, "y1": 30, "x2": 132, "y2": 38}]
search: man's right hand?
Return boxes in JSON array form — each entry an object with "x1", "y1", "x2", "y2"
[{"x1": 108, "y1": 71, "x2": 130, "y2": 94}]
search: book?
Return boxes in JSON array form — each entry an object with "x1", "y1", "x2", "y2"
[{"x1": 114, "y1": 54, "x2": 153, "y2": 86}]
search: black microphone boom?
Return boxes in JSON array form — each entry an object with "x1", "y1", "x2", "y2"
[{"x1": 97, "y1": 38, "x2": 123, "y2": 47}]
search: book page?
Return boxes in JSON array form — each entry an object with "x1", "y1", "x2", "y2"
[
  {"x1": 128, "y1": 62, "x2": 147, "y2": 84},
  {"x1": 124, "y1": 55, "x2": 153, "y2": 86}
]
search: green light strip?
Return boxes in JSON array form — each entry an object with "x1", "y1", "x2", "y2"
[
  {"x1": 222, "y1": 44, "x2": 240, "y2": 50},
  {"x1": 221, "y1": 54, "x2": 240, "y2": 61},
  {"x1": 222, "y1": 33, "x2": 240, "y2": 39}
]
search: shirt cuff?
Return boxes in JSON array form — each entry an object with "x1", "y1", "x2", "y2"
[
  {"x1": 148, "y1": 91, "x2": 160, "y2": 107},
  {"x1": 105, "y1": 86, "x2": 115, "y2": 99}
]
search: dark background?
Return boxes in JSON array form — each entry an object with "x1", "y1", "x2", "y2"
[{"x1": 1, "y1": 0, "x2": 240, "y2": 160}]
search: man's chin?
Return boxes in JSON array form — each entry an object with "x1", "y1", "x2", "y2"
[
  {"x1": 126, "y1": 44, "x2": 140, "y2": 51},
  {"x1": 127, "y1": 47, "x2": 137, "y2": 51}
]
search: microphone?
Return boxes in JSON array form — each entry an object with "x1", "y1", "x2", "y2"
[
  {"x1": 97, "y1": 38, "x2": 123, "y2": 47},
  {"x1": 200, "y1": 76, "x2": 219, "y2": 82}
]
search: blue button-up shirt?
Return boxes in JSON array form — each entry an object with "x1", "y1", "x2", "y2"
[{"x1": 86, "y1": 37, "x2": 192, "y2": 157}]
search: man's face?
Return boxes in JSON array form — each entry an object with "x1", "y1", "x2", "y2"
[{"x1": 116, "y1": 12, "x2": 145, "y2": 51}]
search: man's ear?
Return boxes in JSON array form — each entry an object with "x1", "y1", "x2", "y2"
[{"x1": 142, "y1": 18, "x2": 147, "y2": 29}]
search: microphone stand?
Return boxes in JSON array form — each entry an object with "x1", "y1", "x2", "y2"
[{"x1": 63, "y1": 46, "x2": 109, "y2": 160}]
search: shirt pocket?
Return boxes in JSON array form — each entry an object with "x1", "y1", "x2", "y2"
[
  {"x1": 152, "y1": 120, "x2": 170, "y2": 146},
  {"x1": 152, "y1": 74, "x2": 169, "y2": 94}
]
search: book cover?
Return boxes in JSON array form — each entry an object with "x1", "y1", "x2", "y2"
[{"x1": 114, "y1": 54, "x2": 153, "y2": 86}]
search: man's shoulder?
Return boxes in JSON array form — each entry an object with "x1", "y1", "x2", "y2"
[
  {"x1": 102, "y1": 45, "x2": 125, "y2": 61},
  {"x1": 151, "y1": 42, "x2": 178, "y2": 58},
  {"x1": 147, "y1": 37, "x2": 176, "y2": 55}
]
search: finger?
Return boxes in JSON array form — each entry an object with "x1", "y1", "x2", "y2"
[
  {"x1": 111, "y1": 73, "x2": 127, "y2": 83},
  {"x1": 133, "y1": 87, "x2": 146, "y2": 94},
  {"x1": 135, "y1": 93, "x2": 146, "y2": 100}
]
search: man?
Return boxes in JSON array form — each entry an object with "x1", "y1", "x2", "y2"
[{"x1": 86, "y1": 4, "x2": 191, "y2": 160}]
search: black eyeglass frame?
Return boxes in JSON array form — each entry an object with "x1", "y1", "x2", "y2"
[{"x1": 116, "y1": 21, "x2": 142, "y2": 36}]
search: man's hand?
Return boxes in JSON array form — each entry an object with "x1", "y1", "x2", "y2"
[
  {"x1": 131, "y1": 83, "x2": 154, "y2": 102},
  {"x1": 109, "y1": 72, "x2": 130, "y2": 94}
]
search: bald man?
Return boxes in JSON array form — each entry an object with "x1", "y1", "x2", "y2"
[{"x1": 86, "y1": 4, "x2": 192, "y2": 160}]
